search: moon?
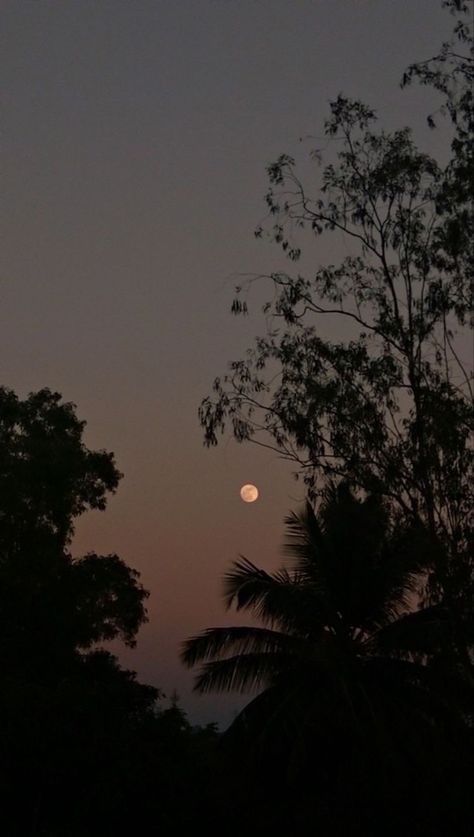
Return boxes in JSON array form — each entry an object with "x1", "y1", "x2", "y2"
[{"x1": 240, "y1": 483, "x2": 259, "y2": 503}]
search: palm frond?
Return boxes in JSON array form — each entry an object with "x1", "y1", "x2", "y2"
[
  {"x1": 362, "y1": 524, "x2": 433, "y2": 630},
  {"x1": 223, "y1": 556, "x2": 330, "y2": 634},
  {"x1": 181, "y1": 625, "x2": 302, "y2": 668},
  {"x1": 223, "y1": 556, "x2": 293, "y2": 606},
  {"x1": 192, "y1": 651, "x2": 294, "y2": 694},
  {"x1": 282, "y1": 501, "x2": 326, "y2": 568}
]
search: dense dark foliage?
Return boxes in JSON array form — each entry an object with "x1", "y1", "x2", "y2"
[{"x1": 0, "y1": 388, "x2": 219, "y2": 835}]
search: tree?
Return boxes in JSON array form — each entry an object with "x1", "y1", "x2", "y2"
[
  {"x1": 182, "y1": 486, "x2": 473, "y2": 832},
  {"x1": 0, "y1": 387, "x2": 149, "y2": 666},
  {"x1": 0, "y1": 386, "x2": 120, "y2": 549},
  {"x1": 199, "y1": 2, "x2": 473, "y2": 604},
  {"x1": 0, "y1": 387, "x2": 154, "y2": 833},
  {"x1": 0, "y1": 387, "x2": 224, "y2": 837},
  {"x1": 402, "y1": 0, "x2": 474, "y2": 287},
  {"x1": 191, "y1": 6, "x2": 473, "y2": 824}
]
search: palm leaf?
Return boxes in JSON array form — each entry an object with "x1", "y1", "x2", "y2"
[
  {"x1": 223, "y1": 556, "x2": 331, "y2": 635},
  {"x1": 191, "y1": 651, "x2": 295, "y2": 694},
  {"x1": 181, "y1": 625, "x2": 303, "y2": 668},
  {"x1": 282, "y1": 502, "x2": 327, "y2": 574}
]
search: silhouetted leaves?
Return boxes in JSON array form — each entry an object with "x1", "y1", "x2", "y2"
[
  {"x1": 199, "y1": 6, "x2": 473, "y2": 610},
  {"x1": 184, "y1": 486, "x2": 474, "y2": 833}
]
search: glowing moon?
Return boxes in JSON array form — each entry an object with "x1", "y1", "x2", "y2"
[{"x1": 240, "y1": 483, "x2": 259, "y2": 503}]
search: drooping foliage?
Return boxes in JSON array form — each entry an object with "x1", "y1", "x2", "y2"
[
  {"x1": 199, "y1": 3, "x2": 473, "y2": 602},
  {"x1": 403, "y1": 0, "x2": 474, "y2": 287}
]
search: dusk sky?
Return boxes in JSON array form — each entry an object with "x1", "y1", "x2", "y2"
[{"x1": 2, "y1": 0, "x2": 451, "y2": 726}]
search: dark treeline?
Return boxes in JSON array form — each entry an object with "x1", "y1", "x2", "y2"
[
  {"x1": 0, "y1": 386, "x2": 221, "y2": 835},
  {"x1": 2, "y1": 2, "x2": 473, "y2": 834},
  {"x1": 0, "y1": 388, "x2": 472, "y2": 836}
]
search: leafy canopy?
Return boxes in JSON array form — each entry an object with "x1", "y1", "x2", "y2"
[
  {"x1": 199, "y1": 3, "x2": 473, "y2": 596},
  {"x1": 0, "y1": 387, "x2": 148, "y2": 665}
]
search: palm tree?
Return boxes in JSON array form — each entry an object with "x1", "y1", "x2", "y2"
[{"x1": 182, "y1": 484, "x2": 471, "y2": 825}]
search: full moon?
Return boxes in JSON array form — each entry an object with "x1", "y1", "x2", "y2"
[{"x1": 240, "y1": 483, "x2": 259, "y2": 503}]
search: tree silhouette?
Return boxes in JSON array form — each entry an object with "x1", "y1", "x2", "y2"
[
  {"x1": 0, "y1": 388, "x2": 149, "y2": 669},
  {"x1": 0, "y1": 387, "x2": 154, "y2": 834},
  {"x1": 192, "y1": 3, "x2": 473, "y2": 828},
  {"x1": 199, "y1": 2, "x2": 473, "y2": 608},
  {"x1": 0, "y1": 387, "x2": 224, "y2": 835},
  {"x1": 0, "y1": 387, "x2": 120, "y2": 549},
  {"x1": 183, "y1": 485, "x2": 473, "y2": 832}
]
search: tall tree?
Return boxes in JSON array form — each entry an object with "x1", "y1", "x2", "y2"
[
  {"x1": 0, "y1": 387, "x2": 154, "y2": 834},
  {"x1": 199, "y1": 2, "x2": 473, "y2": 603}
]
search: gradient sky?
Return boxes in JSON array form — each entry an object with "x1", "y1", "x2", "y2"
[{"x1": 2, "y1": 0, "x2": 451, "y2": 725}]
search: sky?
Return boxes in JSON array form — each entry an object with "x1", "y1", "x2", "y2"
[{"x1": 2, "y1": 0, "x2": 452, "y2": 726}]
